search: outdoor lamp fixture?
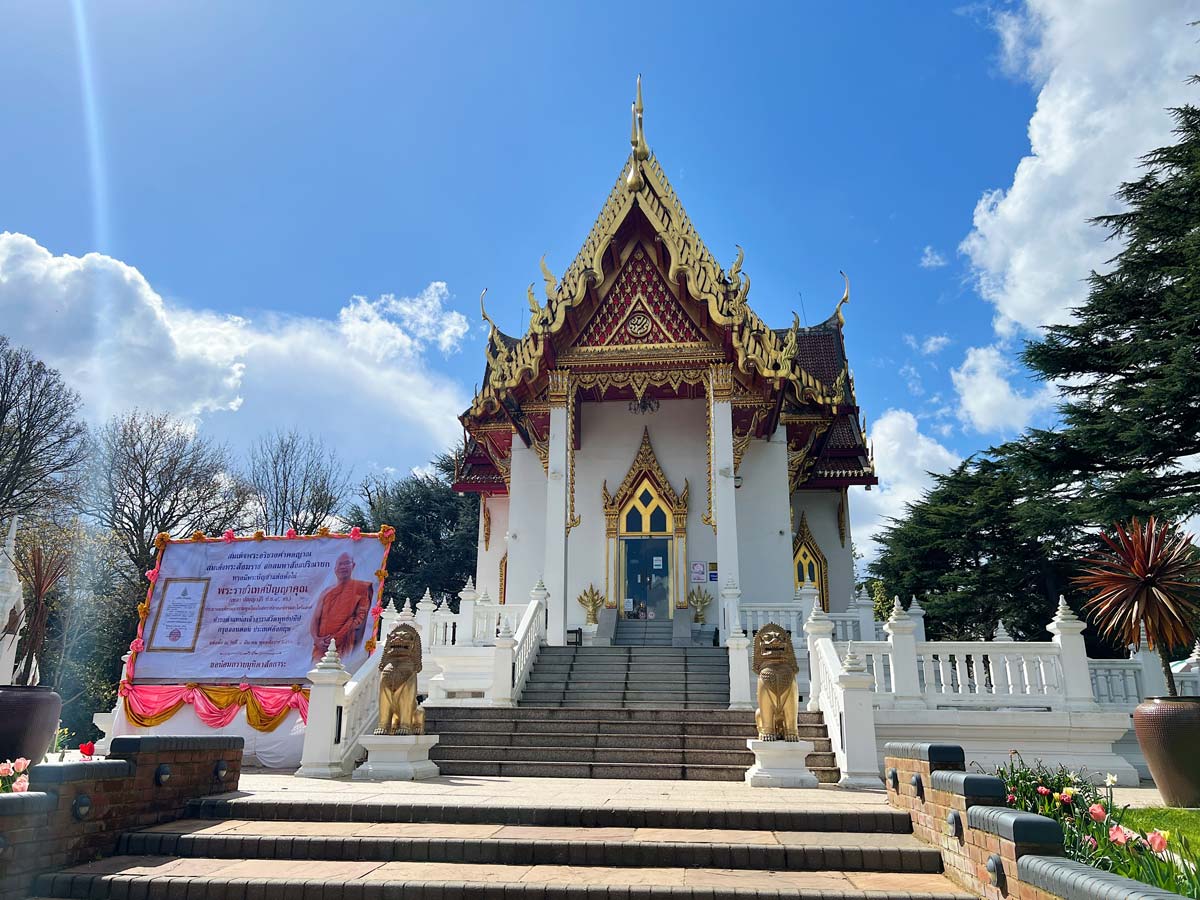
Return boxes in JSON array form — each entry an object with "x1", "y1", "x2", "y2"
[
  {"x1": 155, "y1": 764, "x2": 172, "y2": 786},
  {"x1": 213, "y1": 759, "x2": 230, "y2": 781},
  {"x1": 733, "y1": 475, "x2": 744, "y2": 489},
  {"x1": 72, "y1": 794, "x2": 92, "y2": 820}
]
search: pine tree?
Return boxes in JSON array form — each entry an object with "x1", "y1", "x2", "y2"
[{"x1": 1019, "y1": 83, "x2": 1200, "y2": 528}]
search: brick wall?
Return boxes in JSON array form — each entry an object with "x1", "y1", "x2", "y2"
[
  {"x1": 884, "y1": 741, "x2": 1181, "y2": 900},
  {"x1": 0, "y1": 735, "x2": 243, "y2": 900}
]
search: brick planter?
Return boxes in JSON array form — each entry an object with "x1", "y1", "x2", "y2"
[
  {"x1": 0, "y1": 735, "x2": 243, "y2": 900},
  {"x1": 884, "y1": 741, "x2": 1184, "y2": 900}
]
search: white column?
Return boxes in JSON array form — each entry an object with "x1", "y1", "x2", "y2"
[
  {"x1": 1046, "y1": 595, "x2": 1101, "y2": 710},
  {"x1": 458, "y1": 576, "x2": 479, "y2": 644},
  {"x1": 379, "y1": 598, "x2": 401, "y2": 642},
  {"x1": 727, "y1": 626, "x2": 753, "y2": 709},
  {"x1": 797, "y1": 585, "x2": 818, "y2": 626},
  {"x1": 853, "y1": 586, "x2": 876, "y2": 641},
  {"x1": 709, "y1": 365, "x2": 740, "y2": 595},
  {"x1": 719, "y1": 578, "x2": 743, "y2": 647},
  {"x1": 1131, "y1": 624, "x2": 1170, "y2": 699},
  {"x1": 491, "y1": 619, "x2": 516, "y2": 706},
  {"x1": 297, "y1": 640, "x2": 351, "y2": 778},
  {"x1": 804, "y1": 604, "x2": 834, "y2": 712},
  {"x1": 543, "y1": 370, "x2": 570, "y2": 646},
  {"x1": 883, "y1": 598, "x2": 924, "y2": 708},
  {"x1": 836, "y1": 644, "x2": 884, "y2": 789},
  {"x1": 413, "y1": 589, "x2": 435, "y2": 644}
]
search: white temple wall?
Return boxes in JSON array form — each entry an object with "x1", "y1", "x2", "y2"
[
  {"x1": 791, "y1": 490, "x2": 854, "y2": 613},
  {"x1": 474, "y1": 494, "x2": 509, "y2": 603},
  {"x1": 734, "y1": 428, "x2": 794, "y2": 606},
  {"x1": 505, "y1": 441, "x2": 546, "y2": 607},
  {"x1": 566, "y1": 398, "x2": 715, "y2": 628}
]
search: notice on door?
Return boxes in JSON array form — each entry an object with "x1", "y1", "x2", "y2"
[
  {"x1": 690, "y1": 562, "x2": 706, "y2": 583},
  {"x1": 652, "y1": 556, "x2": 663, "y2": 570}
]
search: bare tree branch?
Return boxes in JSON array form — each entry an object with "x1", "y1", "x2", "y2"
[{"x1": 247, "y1": 429, "x2": 349, "y2": 534}]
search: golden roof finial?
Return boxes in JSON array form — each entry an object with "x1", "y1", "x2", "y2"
[
  {"x1": 834, "y1": 271, "x2": 850, "y2": 326},
  {"x1": 634, "y1": 74, "x2": 649, "y2": 161},
  {"x1": 479, "y1": 288, "x2": 498, "y2": 335}
]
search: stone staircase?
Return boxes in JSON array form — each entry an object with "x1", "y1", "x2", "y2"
[
  {"x1": 613, "y1": 616, "x2": 675, "y2": 645},
  {"x1": 32, "y1": 793, "x2": 974, "y2": 899},
  {"x1": 523, "y1": 645, "x2": 730, "y2": 707}
]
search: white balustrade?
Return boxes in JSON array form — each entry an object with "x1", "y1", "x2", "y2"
[
  {"x1": 917, "y1": 642, "x2": 1064, "y2": 707},
  {"x1": 829, "y1": 614, "x2": 861, "y2": 642},
  {"x1": 1089, "y1": 660, "x2": 1143, "y2": 706},
  {"x1": 740, "y1": 605, "x2": 805, "y2": 637},
  {"x1": 511, "y1": 581, "x2": 548, "y2": 700}
]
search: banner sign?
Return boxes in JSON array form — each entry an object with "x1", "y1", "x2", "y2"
[{"x1": 128, "y1": 530, "x2": 393, "y2": 684}]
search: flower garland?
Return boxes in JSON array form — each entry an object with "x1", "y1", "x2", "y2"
[{"x1": 125, "y1": 527, "x2": 396, "y2": 717}]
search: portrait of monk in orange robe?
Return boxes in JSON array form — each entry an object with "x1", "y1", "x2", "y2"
[{"x1": 310, "y1": 552, "x2": 373, "y2": 660}]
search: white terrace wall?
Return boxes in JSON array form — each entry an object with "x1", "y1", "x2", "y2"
[{"x1": 474, "y1": 494, "x2": 509, "y2": 603}]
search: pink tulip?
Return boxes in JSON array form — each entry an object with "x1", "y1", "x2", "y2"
[
  {"x1": 1147, "y1": 831, "x2": 1169, "y2": 853},
  {"x1": 0, "y1": 762, "x2": 12, "y2": 777},
  {"x1": 1082, "y1": 835, "x2": 1097, "y2": 851},
  {"x1": 1006, "y1": 793, "x2": 1016, "y2": 803},
  {"x1": 1036, "y1": 786, "x2": 1051, "y2": 796},
  {"x1": 13, "y1": 758, "x2": 29, "y2": 774},
  {"x1": 11, "y1": 775, "x2": 28, "y2": 793},
  {"x1": 1088, "y1": 803, "x2": 1106, "y2": 823},
  {"x1": 1109, "y1": 825, "x2": 1132, "y2": 846}
]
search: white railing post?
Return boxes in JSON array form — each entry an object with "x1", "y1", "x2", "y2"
[
  {"x1": 1045, "y1": 596, "x2": 1099, "y2": 710},
  {"x1": 727, "y1": 627, "x2": 753, "y2": 710},
  {"x1": 854, "y1": 587, "x2": 876, "y2": 642},
  {"x1": 720, "y1": 579, "x2": 743, "y2": 646},
  {"x1": 379, "y1": 598, "x2": 401, "y2": 641},
  {"x1": 837, "y1": 643, "x2": 884, "y2": 789},
  {"x1": 797, "y1": 585, "x2": 818, "y2": 629},
  {"x1": 1131, "y1": 624, "x2": 1170, "y2": 698},
  {"x1": 907, "y1": 595, "x2": 927, "y2": 642},
  {"x1": 297, "y1": 640, "x2": 351, "y2": 778},
  {"x1": 491, "y1": 619, "x2": 516, "y2": 706},
  {"x1": 414, "y1": 589, "x2": 435, "y2": 642},
  {"x1": 804, "y1": 604, "x2": 834, "y2": 712},
  {"x1": 1180, "y1": 640, "x2": 1200, "y2": 674},
  {"x1": 458, "y1": 576, "x2": 479, "y2": 644},
  {"x1": 1041, "y1": 595, "x2": 1099, "y2": 715},
  {"x1": 883, "y1": 598, "x2": 924, "y2": 708}
]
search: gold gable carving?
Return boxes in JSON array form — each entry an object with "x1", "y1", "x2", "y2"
[{"x1": 602, "y1": 427, "x2": 688, "y2": 539}]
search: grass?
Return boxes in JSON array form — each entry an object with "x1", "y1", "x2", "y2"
[{"x1": 1122, "y1": 807, "x2": 1200, "y2": 847}]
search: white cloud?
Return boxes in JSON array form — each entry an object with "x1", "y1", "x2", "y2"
[
  {"x1": 851, "y1": 409, "x2": 961, "y2": 562},
  {"x1": 921, "y1": 335, "x2": 951, "y2": 356},
  {"x1": 951, "y1": 344, "x2": 1056, "y2": 434},
  {"x1": 919, "y1": 246, "x2": 948, "y2": 269},
  {"x1": 961, "y1": 0, "x2": 1198, "y2": 336},
  {"x1": 899, "y1": 363, "x2": 924, "y2": 397},
  {"x1": 0, "y1": 231, "x2": 470, "y2": 473}
]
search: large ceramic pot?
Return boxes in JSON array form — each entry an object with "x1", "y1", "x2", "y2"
[
  {"x1": 0, "y1": 685, "x2": 62, "y2": 764},
  {"x1": 1133, "y1": 696, "x2": 1200, "y2": 807}
]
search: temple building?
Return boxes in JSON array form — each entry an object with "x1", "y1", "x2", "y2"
[{"x1": 453, "y1": 79, "x2": 876, "y2": 645}]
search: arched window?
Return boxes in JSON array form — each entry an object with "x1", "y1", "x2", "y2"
[
  {"x1": 620, "y1": 479, "x2": 673, "y2": 536},
  {"x1": 792, "y1": 511, "x2": 828, "y2": 610}
]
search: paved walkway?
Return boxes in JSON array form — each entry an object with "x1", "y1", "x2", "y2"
[{"x1": 238, "y1": 770, "x2": 890, "y2": 811}]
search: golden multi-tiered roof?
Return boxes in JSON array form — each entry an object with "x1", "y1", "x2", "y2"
[{"x1": 455, "y1": 77, "x2": 875, "y2": 498}]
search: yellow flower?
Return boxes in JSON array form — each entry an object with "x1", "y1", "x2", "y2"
[
  {"x1": 191, "y1": 531, "x2": 207, "y2": 541},
  {"x1": 317, "y1": 525, "x2": 331, "y2": 537},
  {"x1": 253, "y1": 530, "x2": 265, "y2": 541},
  {"x1": 154, "y1": 532, "x2": 171, "y2": 551}
]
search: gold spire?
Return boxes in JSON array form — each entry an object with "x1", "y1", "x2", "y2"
[
  {"x1": 634, "y1": 74, "x2": 649, "y2": 161},
  {"x1": 626, "y1": 75, "x2": 648, "y2": 192}
]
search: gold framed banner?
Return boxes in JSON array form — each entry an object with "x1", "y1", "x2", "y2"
[{"x1": 145, "y1": 577, "x2": 209, "y2": 652}]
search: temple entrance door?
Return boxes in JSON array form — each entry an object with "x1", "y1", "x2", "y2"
[{"x1": 620, "y1": 536, "x2": 672, "y2": 620}]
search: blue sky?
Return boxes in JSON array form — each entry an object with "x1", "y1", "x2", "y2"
[{"x1": 1, "y1": 1, "x2": 1196, "y2": 555}]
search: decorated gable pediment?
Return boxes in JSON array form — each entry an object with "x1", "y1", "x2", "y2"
[{"x1": 571, "y1": 245, "x2": 711, "y2": 356}]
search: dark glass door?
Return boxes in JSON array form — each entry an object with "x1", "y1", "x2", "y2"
[{"x1": 622, "y1": 537, "x2": 671, "y2": 620}]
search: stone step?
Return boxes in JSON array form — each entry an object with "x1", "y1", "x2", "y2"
[
  {"x1": 424, "y1": 705, "x2": 767, "y2": 723},
  {"x1": 120, "y1": 820, "x2": 942, "y2": 872},
  {"x1": 520, "y1": 690, "x2": 730, "y2": 703},
  {"x1": 434, "y1": 731, "x2": 815, "y2": 751},
  {"x1": 538, "y1": 646, "x2": 726, "y2": 654},
  {"x1": 523, "y1": 700, "x2": 732, "y2": 709},
  {"x1": 430, "y1": 745, "x2": 755, "y2": 766},
  {"x1": 184, "y1": 796, "x2": 908, "y2": 832},
  {"x1": 525, "y1": 674, "x2": 730, "y2": 686},
  {"x1": 431, "y1": 759, "x2": 753, "y2": 780},
  {"x1": 425, "y1": 718, "x2": 772, "y2": 737},
  {"x1": 35, "y1": 860, "x2": 972, "y2": 900}
]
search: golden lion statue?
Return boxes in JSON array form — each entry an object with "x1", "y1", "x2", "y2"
[
  {"x1": 753, "y1": 623, "x2": 800, "y2": 741},
  {"x1": 375, "y1": 623, "x2": 424, "y2": 736}
]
